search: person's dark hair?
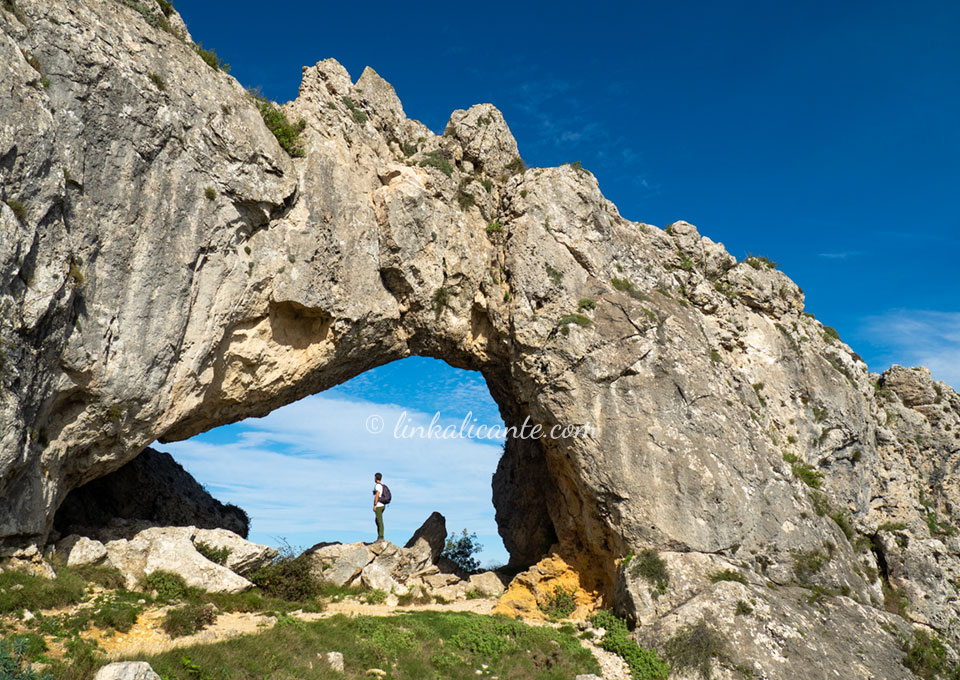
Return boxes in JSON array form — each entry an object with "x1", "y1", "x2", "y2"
[{"x1": 375, "y1": 472, "x2": 382, "y2": 481}]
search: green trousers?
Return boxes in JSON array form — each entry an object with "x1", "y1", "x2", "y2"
[{"x1": 374, "y1": 505, "x2": 384, "y2": 540}]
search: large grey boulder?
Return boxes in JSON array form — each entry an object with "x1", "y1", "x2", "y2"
[
  {"x1": 94, "y1": 662, "x2": 161, "y2": 680},
  {"x1": 104, "y1": 527, "x2": 252, "y2": 593}
]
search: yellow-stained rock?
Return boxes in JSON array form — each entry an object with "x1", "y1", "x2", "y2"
[{"x1": 493, "y1": 551, "x2": 603, "y2": 621}]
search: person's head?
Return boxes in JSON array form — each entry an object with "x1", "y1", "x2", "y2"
[{"x1": 375, "y1": 472, "x2": 382, "y2": 482}]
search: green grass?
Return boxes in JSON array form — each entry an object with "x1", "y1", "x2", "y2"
[
  {"x1": 901, "y1": 630, "x2": 960, "y2": 679},
  {"x1": 792, "y1": 548, "x2": 830, "y2": 582},
  {"x1": 710, "y1": 348, "x2": 722, "y2": 363},
  {"x1": 505, "y1": 157, "x2": 526, "y2": 175},
  {"x1": 708, "y1": 569, "x2": 748, "y2": 585},
  {"x1": 611, "y1": 276, "x2": 649, "y2": 301},
  {"x1": 0, "y1": 567, "x2": 86, "y2": 614},
  {"x1": 629, "y1": 549, "x2": 669, "y2": 597},
  {"x1": 664, "y1": 618, "x2": 728, "y2": 680},
  {"x1": 735, "y1": 599, "x2": 753, "y2": 616},
  {"x1": 419, "y1": 149, "x2": 454, "y2": 177},
  {"x1": 432, "y1": 286, "x2": 451, "y2": 318},
  {"x1": 486, "y1": 220, "x2": 503, "y2": 233},
  {"x1": 821, "y1": 325, "x2": 841, "y2": 343},
  {"x1": 249, "y1": 90, "x2": 306, "y2": 157},
  {"x1": 558, "y1": 314, "x2": 593, "y2": 336},
  {"x1": 162, "y1": 603, "x2": 217, "y2": 638},
  {"x1": 591, "y1": 610, "x2": 669, "y2": 680},
  {"x1": 126, "y1": 612, "x2": 598, "y2": 680}
]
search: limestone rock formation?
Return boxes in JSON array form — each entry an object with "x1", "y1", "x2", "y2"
[
  {"x1": 93, "y1": 662, "x2": 162, "y2": 680},
  {"x1": 53, "y1": 447, "x2": 249, "y2": 539},
  {"x1": 2, "y1": 0, "x2": 960, "y2": 676}
]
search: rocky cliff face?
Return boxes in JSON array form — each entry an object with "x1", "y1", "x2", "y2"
[{"x1": 2, "y1": 1, "x2": 960, "y2": 676}]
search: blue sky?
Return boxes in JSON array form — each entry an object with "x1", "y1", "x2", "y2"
[{"x1": 162, "y1": 0, "x2": 959, "y2": 560}]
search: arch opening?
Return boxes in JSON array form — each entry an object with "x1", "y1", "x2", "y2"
[{"x1": 52, "y1": 356, "x2": 560, "y2": 570}]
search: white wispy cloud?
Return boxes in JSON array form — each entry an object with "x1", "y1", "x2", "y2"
[
  {"x1": 158, "y1": 393, "x2": 510, "y2": 566},
  {"x1": 860, "y1": 310, "x2": 960, "y2": 390},
  {"x1": 818, "y1": 252, "x2": 860, "y2": 259}
]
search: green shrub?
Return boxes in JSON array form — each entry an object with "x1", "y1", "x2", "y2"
[
  {"x1": 568, "y1": 160, "x2": 588, "y2": 173},
  {"x1": 926, "y1": 511, "x2": 958, "y2": 538},
  {"x1": 247, "y1": 554, "x2": 320, "y2": 603},
  {"x1": 744, "y1": 254, "x2": 777, "y2": 270},
  {"x1": 664, "y1": 618, "x2": 728, "y2": 680},
  {"x1": 558, "y1": 314, "x2": 593, "y2": 336},
  {"x1": 40, "y1": 77, "x2": 50, "y2": 89},
  {"x1": 829, "y1": 510, "x2": 855, "y2": 541},
  {"x1": 203, "y1": 186, "x2": 216, "y2": 201},
  {"x1": 0, "y1": 636, "x2": 50, "y2": 679},
  {"x1": 578, "y1": 297, "x2": 596, "y2": 311},
  {"x1": 441, "y1": 529, "x2": 482, "y2": 574},
  {"x1": 141, "y1": 570, "x2": 189, "y2": 601},
  {"x1": 162, "y1": 603, "x2": 216, "y2": 638},
  {"x1": 432, "y1": 286, "x2": 451, "y2": 318},
  {"x1": 505, "y1": 157, "x2": 526, "y2": 175},
  {"x1": 710, "y1": 348, "x2": 722, "y2": 363},
  {"x1": 193, "y1": 42, "x2": 228, "y2": 72},
  {"x1": 147, "y1": 72, "x2": 166, "y2": 90},
  {"x1": 611, "y1": 276, "x2": 648, "y2": 301},
  {"x1": 341, "y1": 96, "x2": 368, "y2": 124},
  {"x1": 401, "y1": 141, "x2": 418, "y2": 157},
  {"x1": 485, "y1": 220, "x2": 503, "y2": 233},
  {"x1": 360, "y1": 589, "x2": 387, "y2": 605},
  {"x1": 591, "y1": 610, "x2": 669, "y2": 680},
  {"x1": 902, "y1": 630, "x2": 954, "y2": 679},
  {"x1": 419, "y1": 150, "x2": 453, "y2": 177},
  {"x1": 464, "y1": 588, "x2": 485, "y2": 600},
  {"x1": 539, "y1": 585, "x2": 577, "y2": 619},
  {"x1": 708, "y1": 569, "x2": 747, "y2": 585},
  {"x1": 545, "y1": 263, "x2": 563, "y2": 285},
  {"x1": 90, "y1": 598, "x2": 141, "y2": 633},
  {"x1": 5, "y1": 200, "x2": 26, "y2": 221},
  {"x1": 195, "y1": 541, "x2": 230, "y2": 565},
  {"x1": 249, "y1": 90, "x2": 306, "y2": 157},
  {"x1": 735, "y1": 599, "x2": 753, "y2": 616},
  {"x1": 792, "y1": 549, "x2": 830, "y2": 582},
  {"x1": 782, "y1": 452, "x2": 823, "y2": 489},
  {"x1": 629, "y1": 549, "x2": 669, "y2": 596},
  {"x1": 821, "y1": 325, "x2": 841, "y2": 342}
]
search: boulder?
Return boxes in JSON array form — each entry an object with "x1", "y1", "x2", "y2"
[
  {"x1": 325, "y1": 651, "x2": 344, "y2": 672},
  {"x1": 104, "y1": 527, "x2": 252, "y2": 593},
  {"x1": 55, "y1": 535, "x2": 110, "y2": 568},
  {"x1": 312, "y1": 543, "x2": 373, "y2": 587},
  {"x1": 403, "y1": 512, "x2": 447, "y2": 566},
  {"x1": 94, "y1": 662, "x2": 162, "y2": 680},
  {"x1": 192, "y1": 528, "x2": 277, "y2": 575},
  {"x1": 466, "y1": 571, "x2": 505, "y2": 597}
]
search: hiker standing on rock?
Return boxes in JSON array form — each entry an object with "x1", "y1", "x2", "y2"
[{"x1": 373, "y1": 472, "x2": 391, "y2": 542}]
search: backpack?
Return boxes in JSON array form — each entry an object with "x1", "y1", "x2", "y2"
[{"x1": 379, "y1": 483, "x2": 392, "y2": 505}]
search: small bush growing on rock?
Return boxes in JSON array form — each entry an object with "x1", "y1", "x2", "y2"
[
  {"x1": 249, "y1": 90, "x2": 306, "y2": 158},
  {"x1": 341, "y1": 96, "x2": 368, "y2": 124},
  {"x1": 441, "y1": 529, "x2": 483, "y2": 574},
  {"x1": 485, "y1": 220, "x2": 503, "y2": 233},
  {"x1": 792, "y1": 548, "x2": 830, "y2": 582},
  {"x1": 194, "y1": 541, "x2": 230, "y2": 565},
  {"x1": 735, "y1": 599, "x2": 753, "y2": 616},
  {"x1": 193, "y1": 42, "x2": 228, "y2": 72},
  {"x1": 545, "y1": 263, "x2": 563, "y2": 286},
  {"x1": 901, "y1": 629, "x2": 960, "y2": 679},
  {"x1": 162, "y1": 603, "x2": 216, "y2": 638},
  {"x1": 578, "y1": 297, "x2": 596, "y2": 311},
  {"x1": 611, "y1": 276, "x2": 649, "y2": 301},
  {"x1": 629, "y1": 549, "x2": 669, "y2": 596},
  {"x1": 155, "y1": 0, "x2": 174, "y2": 17},
  {"x1": 664, "y1": 618, "x2": 728, "y2": 680},
  {"x1": 744, "y1": 254, "x2": 777, "y2": 270},
  {"x1": 0, "y1": 637, "x2": 46, "y2": 680},
  {"x1": 782, "y1": 452, "x2": 823, "y2": 489},
  {"x1": 539, "y1": 585, "x2": 577, "y2": 620},
  {"x1": 709, "y1": 569, "x2": 748, "y2": 585},
  {"x1": 203, "y1": 186, "x2": 216, "y2": 201},
  {"x1": 505, "y1": 157, "x2": 526, "y2": 175},
  {"x1": 558, "y1": 314, "x2": 593, "y2": 336},
  {"x1": 591, "y1": 610, "x2": 669, "y2": 680},
  {"x1": 147, "y1": 72, "x2": 166, "y2": 90},
  {"x1": 419, "y1": 150, "x2": 453, "y2": 177}
]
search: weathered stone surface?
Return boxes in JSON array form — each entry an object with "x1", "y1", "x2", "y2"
[
  {"x1": 94, "y1": 662, "x2": 162, "y2": 680},
  {"x1": 403, "y1": 512, "x2": 446, "y2": 565},
  {"x1": 466, "y1": 571, "x2": 505, "y2": 597},
  {"x1": 309, "y1": 543, "x2": 373, "y2": 587},
  {"x1": 192, "y1": 528, "x2": 277, "y2": 575},
  {"x1": 325, "y1": 651, "x2": 344, "y2": 672},
  {"x1": 104, "y1": 527, "x2": 252, "y2": 593},
  {"x1": 54, "y1": 448, "x2": 249, "y2": 539},
  {"x1": 2, "y1": 1, "x2": 960, "y2": 675},
  {"x1": 54, "y1": 535, "x2": 110, "y2": 568}
]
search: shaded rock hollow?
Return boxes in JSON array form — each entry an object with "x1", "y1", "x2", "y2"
[{"x1": 2, "y1": 1, "x2": 960, "y2": 676}]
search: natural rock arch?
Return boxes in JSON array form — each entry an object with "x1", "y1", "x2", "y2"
[{"x1": 4, "y1": 2, "x2": 960, "y2": 673}]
